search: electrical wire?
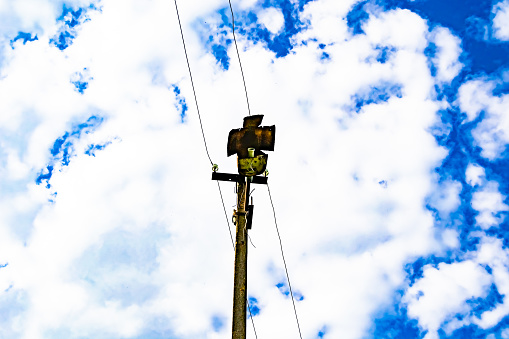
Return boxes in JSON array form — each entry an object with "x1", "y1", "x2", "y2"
[
  {"x1": 248, "y1": 234, "x2": 257, "y2": 248},
  {"x1": 173, "y1": 1, "x2": 258, "y2": 336},
  {"x1": 173, "y1": 0, "x2": 214, "y2": 165},
  {"x1": 243, "y1": 179, "x2": 259, "y2": 338},
  {"x1": 218, "y1": 181, "x2": 259, "y2": 339},
  {"x1": 247, "y1": 303, "x2": 259, "y2": 339},
  {"x1": 227, "y1": 0, "x2": 252, "y2": 116},
  {"x1": 267, "y1": 184, "x2": 303, "y2": 339},
  {"x1": 219, "y1": 181, "x2": 258, "y2": 339},
  {"x1": 217, "y1": 181, "x2": 235, "y2": 250}
]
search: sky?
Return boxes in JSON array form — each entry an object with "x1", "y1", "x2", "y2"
[{"x1": 1, "y1": 0, "x2": 509, "y2": 338}]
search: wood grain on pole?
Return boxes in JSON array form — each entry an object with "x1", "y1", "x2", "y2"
[{"x1": 232, "y1": 178, "x2": 248, "y2": 339}]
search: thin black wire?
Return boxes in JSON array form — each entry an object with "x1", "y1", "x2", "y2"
[
  {"x1": 217, "y1": 175, "x2": 259, "y2": 339},
  {"x1": 267, "y1": 184, "x2": 303, "y2": 339},
  {"x1": 247, "y1": 303, "x2": 259, "y2": 338},
  {"x1": 173, "y1": 0, "x2": 213, "y2": 165},
  {"x1": 248, "y1": 234, "x2": 257, "y2": 248},
  {"x1": 217, "y1": 181, "x2": 235, "y2": 249},
  {"x1": 243, "y1": 181, "x2": 258, "y2": 338},
  {"x1": 173, "y1": 2, "x2": 258, "y2": 336},
  {"x1": 227, "y1": 0, "x2": 252, "y2": 116}
]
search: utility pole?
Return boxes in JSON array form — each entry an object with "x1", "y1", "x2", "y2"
[
  {"x1": 232, "y1": 178, "x2": 248, "y2": 338},
  {"x1": 212, "y1": 115, "x2": 275, "y2": 339}
]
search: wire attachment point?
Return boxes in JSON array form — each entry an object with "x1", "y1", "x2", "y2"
[
  {"x1": 212, "y1": 164, "x2": 219, "y2": 172},
  {"x1": 264, "y1": 169, "x2": 269, "y2": 177}
]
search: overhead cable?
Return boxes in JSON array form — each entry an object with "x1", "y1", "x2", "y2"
[
  {"x1": 219, "y1": 181, "x2": 258, "y2": 338},
  {"x1": 173, "y1": 0, "x2": 214, "y2": 165},
  {"x1": 267, "y1": 184, "x2": 303, "y2": 339},
  {"x1": 217, "y1": 181, "x2": 235, "y2": 249},
  {"x1": 173, "y1": 2, "x2": 258, "y2": 337},
  {"x1": 227, "y1": 0, "x2": 252, "y2": 116}
]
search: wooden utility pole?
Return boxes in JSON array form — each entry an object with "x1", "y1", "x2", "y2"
[
  {"x1": 232, "y1": 178, "x2": 248, "y2": 339},
  {"x1": 211, "y1": 114, "x2": 275, "y2": 339}
]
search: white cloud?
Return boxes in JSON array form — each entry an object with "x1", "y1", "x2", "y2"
[
  {"x1": 405, "y1": 237, "x2": 509, "y2": 336},
  {"x1": 298, "y1": 0, "x2": 356, "y2": 44},
  {"x1": 238, "y1": 0, "x2": 258, "y2": 10},
  {"x1": 0, "y1": 0, "x2": 55, "y2": 34},
  {"x1": 404, "y1": 260, "x2": 492, "y2": 338},
  {"x1": 429, "y1": 26, "x2": 463, "y2": 83},
  {"x1": 458, "y1": 78, "x2": 509, "y2": 160},
  {"x1": 441, "y1": 229, "x2": 460, "y2": 249},
  {"x1": 363, "y1": 8, "x2": 428, "y2": 52},
  {"x1": 493, "y1": 0, "x2": 509, "y2": 41},
  {"x1": 473, "y1": 237, "x2": 509, "y2": 330},
  {"x1": 472, "y1": 181, "x2": 509, "y2": 229},
  {"x1": 258, "y1": 7, "x2": 284, "y2": 34},
  {"x1": 466, "y1": 163, "x2": 486, "y2": 187},
  {"x1": 457, "y1": 79, "x2": 494, "y2": 122},
  {"x1": 428, "y1": 180, "x2": 462, "y2": 216},
  {"x1": 0, "y1": 0, "x2": 467, "y2": 337}
]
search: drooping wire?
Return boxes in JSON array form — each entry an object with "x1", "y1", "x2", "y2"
[
  {"x1": 217, "y1": 181, "x2": 235, "y2": 250},
  {"x1": 248, "y1": 234, "x2": 257, "y2": 248},
  {"x1": 216, "y1": 176, "x2": 260, "y2": 339},
  {"x1": 217, "y1": 180, "x2": 259, "y2": 339},
  {"x1": 247, "y1": 303, "x2": 259, "y2": 338},
  {"x1": 173, "y1": 1, "x2": 258, "y2": 336},
  {"x1": 227, "y1": 0, "x2": 252, "y2": 116},
  {"x1": 173, "y1": 0, "x2": 214, "y2": 165},
  {"x1": 245, "y1": 182, "x2": 258, "y2": 339},
  {"x1": 267, "y1": 184, "x2": 303, "y2": 339}
]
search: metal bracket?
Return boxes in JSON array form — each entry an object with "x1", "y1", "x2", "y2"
[
  {"x1": 212, "y1": 172, "x2": 268, "y2": 185},
  {"x1": 246, "y1": 204, "x2": 254, "y2": 229}
]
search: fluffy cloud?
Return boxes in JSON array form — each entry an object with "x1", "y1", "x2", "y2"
[
  {"x1": 473, "y1": 237, "x2": 509, "y2": 330},
  {"x1": 258, "y1": 7, "x2": 285, "y2": 34},
  {"x1": 429, "y1": 26, "x2": 463, "y2": 83},
  {"x1": 428, "y1": 180, "x2": 462, "y2": 217},
  {"x1": 404, "y1": 237, "x2": 509, "y2": 338},
  {"x1": 363, "y1": 8, "x2": 428, "y2": 53},
  {"x1": 0, "y1": 0, "x2": 499, "y2": 338},
  {"x1": 458, "y1": 78, "x2": 509, "y2": 160},
  {"x1": 466, "y1": 163, "x2": 486, "y2": 187},
  {"x1": 404, "y1": 260, "x2": 492, "y2": 338},
  {"x1": 493, "y1": 0, "x2": 509, "y2": 41},
  {"x1": 471, "y1": 181, "x2": 509, "y2": 229}
]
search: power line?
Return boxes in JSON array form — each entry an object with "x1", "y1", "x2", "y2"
[
  {"x1": 247, "y1": 304, "x2": 259, "y2": 339},
  {"x1": 248, "y1": 234, "x2": 257, "y2": 248},
  {"x1": 173, "y1": 0, "x2": 214, "y2": 165},
  {"x1": 217, "y1": 181, "x2": 235, "y2": 249},
  {"x1": 218, "y1": 181, "x2": 259, "y2": 339},
  {"x1": 267, "y1": 184, "x2": 303, "y2": 339},
  {"x1": 219, "y1": 183, "x2": 259, "y2": 339},
  {"x1": 173, "y1": 2, "x2": 260, "y2": 337},
  {"x1": 227, "y1": 0, "x2": 252, "y2": 116}
]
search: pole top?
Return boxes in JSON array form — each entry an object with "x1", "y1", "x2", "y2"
[
  {"x1": 243, "y1": 115, "x2": 264, "y2": 128},
  {"x1": 227, "y1": 115, "x2": 275, "y2": 176}
]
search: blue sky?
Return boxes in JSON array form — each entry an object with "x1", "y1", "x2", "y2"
[{"x1": 1, "y1": 0, "x2": 509, "y2": 338}]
